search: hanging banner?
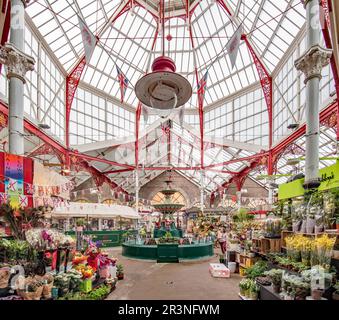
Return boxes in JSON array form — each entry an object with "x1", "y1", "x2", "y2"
[
  {"x1": 78, "y1": 17, "x2": 96, "y2": 63},
  {"x1": 226, "y1": 25, "x2": 243, "y2": 70},
  {"x1": 4, "y1": 153, "x2": 24, "y2": 209},
  {"x1": 0, "y1": 152, "x2": 34, "y2": 208}
]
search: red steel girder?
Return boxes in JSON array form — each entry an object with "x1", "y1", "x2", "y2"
[
  {"x1": 65, "y1": 57, "x2": 86, "y2": 148},
  {"x1": 242, "y1": 34, "x2": 273, "y2": 149},
  {"x1": 65, "y1": 0, "x2": 133, "y2": 148},
  {"x1": 0, "y1": 101, "x2": 131, "y2": 192},
  {"x1": 28, "y1": 143, "x2": 65, "y2": 164}
]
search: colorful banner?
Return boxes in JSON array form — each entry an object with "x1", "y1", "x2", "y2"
[
  {"x1": 4, "y1": 153, "x2": 24, "y2": 209},
  {"x1": 0, "y1": 152, "x2": 34, "y2": 208}
]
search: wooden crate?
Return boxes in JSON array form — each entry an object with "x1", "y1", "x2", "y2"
[{"x1": 260, "y1": 238, "x2": 281, "y2": 254}]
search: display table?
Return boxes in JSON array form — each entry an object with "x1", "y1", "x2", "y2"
[
  {"x1": 122, "y1": 241, "x2": 213, "y2": 262},
  {"x1": 66, "y1": 230, "x2": 137, "y2": 247}
]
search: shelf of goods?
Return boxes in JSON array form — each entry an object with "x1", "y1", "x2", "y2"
[
  {"x1": 281, "y1": 230, "x2": 338, "y2": 248},
  {"x1": 252, "y1": 237, "x2": 282, "y2": 255}
]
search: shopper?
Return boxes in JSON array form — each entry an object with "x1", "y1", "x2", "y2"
[{"x1": 217, "y1": 227, "x2": 227, "y2": 254}]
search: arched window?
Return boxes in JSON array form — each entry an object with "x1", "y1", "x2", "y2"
[{"x1": 152, "y1": 191, "x2": 186, "y2": 208}]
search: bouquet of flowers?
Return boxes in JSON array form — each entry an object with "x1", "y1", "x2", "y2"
[
  {"x1": 25, "y1": 228, "x2": 75, "y2": 250},
  {"x1": 313, "y1": 234, "x2": 336, "y2": 270}
]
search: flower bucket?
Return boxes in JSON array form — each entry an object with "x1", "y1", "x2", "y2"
[
  {"x1": 306, "y1": 218, "x2": 315, "y2": 234},
  {"x1": 228, "y1": 262, "x2": 236, "y2": 273},
  {"x1": 292, "y1": 221, "x2": 301, "y2": 232},
  {"x1": 314, "y1": 225, "x2": 323, "y2": 234},
  {"x1": 80, "y1": 279, "x2": 92, "y2": 293},
  {"x1": 99, "y1": 266, "x2": 110, "y2": 279}
]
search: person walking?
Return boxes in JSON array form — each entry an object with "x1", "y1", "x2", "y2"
[
  {"x1": 217, "y1": 228, "x2": 227, "y2": 254},
  {"x1": 217, "y1": 227, "x2": 227, "y2": 254}
]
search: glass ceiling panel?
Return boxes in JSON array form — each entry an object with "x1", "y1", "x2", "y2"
[{"x1": 27, "y1": 0, "x2": 306, "y2": 108}]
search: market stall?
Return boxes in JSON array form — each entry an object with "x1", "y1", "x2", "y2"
[{"x1": 52, "y1": 203, "x2": 140, "y2": 247}]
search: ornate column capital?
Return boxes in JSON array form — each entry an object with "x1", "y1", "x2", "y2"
[
  {"x1": 0, "y1": 43, "x2": 35, "y2": 83},
  {"x1": 301, "y1": 0, "x2": 320, "y2": 9},
  {"x1": 294, "y1": 44, "x2": 332, "y2": 84}
]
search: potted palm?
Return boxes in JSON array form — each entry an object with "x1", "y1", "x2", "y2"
[{"x1": 116, "y1": 264, "x2": 124, "y2": 280}]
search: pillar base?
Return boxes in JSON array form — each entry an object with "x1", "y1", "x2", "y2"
[{"x1": 303, "y1": 178, "x2": 321, "y2": 190}]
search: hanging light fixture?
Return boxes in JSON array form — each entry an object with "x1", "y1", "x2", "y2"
[{"x1": 135, "y1": 0, "x2": 192, "y2": 110}]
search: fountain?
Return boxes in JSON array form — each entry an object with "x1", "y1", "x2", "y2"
[
  {"x1": 122, "y1": 173, "x2": 214, "y2": 262},
  {"x1": 153, "y1": 178, "x2": 184, "y2": 238}
]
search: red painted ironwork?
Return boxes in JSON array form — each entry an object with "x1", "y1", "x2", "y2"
[
  {"x1": 65, "y1": 57, "x2": 86, "y2": 148},
  {"x1": 216, "y1": 0, "x2": 232, "y2": 16},
  {"x1": 187, "y1": 9, "x2": 204, "y2": 168},
  {"x1": 242, "y1": 35, "x2": 273, "y2": 148},
  {"x1": 28, "y1": 143, "x2": 65, "y2": 165},
  {"x1": 0, "y1": 101, "x2": 130, "y2": 193}
]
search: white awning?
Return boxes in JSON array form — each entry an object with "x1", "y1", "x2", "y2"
[{"x1": 52, "y1": 202, "x2": 140, "y2": 219}]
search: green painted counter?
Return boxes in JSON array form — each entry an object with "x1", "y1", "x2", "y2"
[
  {"x1": 122, "y1": 241, "x2": 214, "y2": 262},
  {"x1": 66, "y1": 230, "x2": 137, "y2": 247}
]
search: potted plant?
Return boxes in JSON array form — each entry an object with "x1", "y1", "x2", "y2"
[
  {"x1": 116, "y1": 264, "x2": 124, "y2": 280},
  {"x1": 239, "y1": 279, "x2": 248, "y2": 297},
  {"x1": 264, "y1": 269, "x2": 284, "y2": 293},
  {"x1": 248, "y1": 280, "x2": 259, "y2": 300},
  {"x1": 332, "y1": 281, "x2": 339, "y2": 300}
]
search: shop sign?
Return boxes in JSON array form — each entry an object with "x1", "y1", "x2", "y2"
[{"x1": 278, "y1": 161, "x2": 339, "y2": 200}]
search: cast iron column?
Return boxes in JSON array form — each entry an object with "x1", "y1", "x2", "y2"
[
  {"x1": 295, "y1": 0, "x2": 332, "y2": 189},
  {"x1": 0, "y1": 0, "x2": 35, "y2": 155}
]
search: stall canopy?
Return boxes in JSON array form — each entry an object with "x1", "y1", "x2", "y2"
[{"x1": 52, "y1": 203, "x2": 141, "y2": 219}]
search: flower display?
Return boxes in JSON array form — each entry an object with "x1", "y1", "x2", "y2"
[
  {"x1": 285, "y1": 234, "x2": 336, "y2": 270},
  {"x1": 72, "y1": 253, "x2": 88, "y2": 265},
  {"x1": 73, "y1": 264, "x2": 95, "y2": 279},
  {"x1": 25, "y1": 228, "x2": 75, "y2": 250}
]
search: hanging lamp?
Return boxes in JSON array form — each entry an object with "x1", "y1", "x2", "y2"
[{"x1": 135, "y1": 0, "x2": 192, "y2": 110}]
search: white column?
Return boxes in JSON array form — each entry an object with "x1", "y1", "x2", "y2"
[
  {"x1": 98, "y1": 218, "x2": 102, "y2": 231},
  {"x1": 295, "y1": 0, "x2": 332, "y2": 189},
  {"x1": 236, "y1": 191, "x2": 242, "y2": 209},
  {"x1": 0, "y1": 0, "x2": 35, "y2": 155},
  {"x1": 135, "y1": 170, "x2": 139, "y2": 216},
  {"x1": 200, "y1": 170, "x2": 204, "y2": 213},
  {"x1": 268, "y1": 186, "x2": 274, "y2": 205}
]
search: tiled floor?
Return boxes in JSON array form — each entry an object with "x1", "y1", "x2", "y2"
[{"x1": 106, "y1": 247, "x2": 241, "y2": 300}]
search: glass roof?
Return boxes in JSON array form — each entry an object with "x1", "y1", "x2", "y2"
[
  {"x1": 11, "y1": 0, "x2": 334, "y2": 194},
  {"x1": 26, "y1": 0, "x2": 306, "y2": 107}
]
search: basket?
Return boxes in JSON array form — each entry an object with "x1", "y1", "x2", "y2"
[
  {"x1": 0, "y1": 268, "x2": 10, "y2": 289},
  {"x1": 17, "y1": 286, "x2": 43, "y2": 300}
]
